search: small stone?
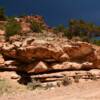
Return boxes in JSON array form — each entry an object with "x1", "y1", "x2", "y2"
[
  {"x1": 0, "y1": 55, "x2": 5, "y2": 64},
  {"x1": 11, "y1": 73, "x2": 20, "y2": 79}
]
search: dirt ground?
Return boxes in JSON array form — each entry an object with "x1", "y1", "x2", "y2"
[
  {"x1": 0, "y1": 72, "x2": 100, "y2": 100},
  {"x1": 0, "y1": 80, "x2": 100, "y2": 100}
]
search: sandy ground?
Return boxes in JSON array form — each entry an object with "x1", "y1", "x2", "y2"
[
  {"x1": 0, "y1": 72, "x2": 100, "y2": 100},
  {"x1": 0, "y1": 80, "x2": 100, "y2": 100}
]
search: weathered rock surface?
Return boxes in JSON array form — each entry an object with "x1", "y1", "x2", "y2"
[
  {"x1": 51, "y1": 62, "x2": 93, "y2": 70},
  {"x1": 0, "y1": 29, "x2": 5, "y2": 35},
  {"x1": 27, "y1": 61, "x2": 48, "y2": 73},
  {"x1": 0, "y1": 37, "x2": 99, "y2": 73},
  {"x1": 0, "y1": 55, "x2": 5, "y2": 65},
  {"x1": 1, "y1": 38, "x2": 94, "y2": 61}
]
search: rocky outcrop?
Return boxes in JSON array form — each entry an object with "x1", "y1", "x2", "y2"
[
  {"x1": 0, "y1": 37, "x2": 100, "y2": 73},
  {"x1": 51, "y1": 62, "x2": 93, "y2": 70},
  {"x1": 20, "y1": 22, "x2": 31, "y2": 33},
  {"x1": 14, "y1": 15, "x2": 49, "y2": 33},
  {"x1": 1, "y1": 38, "x2": 94, "y2": 62},
  {"x1": 0, "y1": 55, "x2": 5, "y2": 65}
]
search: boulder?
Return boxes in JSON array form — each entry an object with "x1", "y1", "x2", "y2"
[
  {"x1": 62, "y1": 42, "x2": 94, "y2": 60},
  {"x1": 25, "y1": 61, "x2": 48, "y2": 73},
  {"x1": 51, "y1": 61, "x2": 93, "y2": 70},
  {"x1": 33, "y1": 61, "x2": 48, "y2": 73},
  {"x1": 10, "y1": 72, "x2": 20, "y2": 79},
  {"x1": 16, "y1": 40, "x2": 64, "y2": 62},
  {"x1": 51, "y1": 62, "x2": 82, "y2": 70},
  {"x1": 89, "y1": 69, "x2": 100, "y2": 75},
  {"x1": 82, "y1": 62, "x2": 93, "y2": 69},
  {"x1": 0, "y1": 55, "x2": 5, "y2": 65},
  {"x1": 1, "y1": 43, "x2": 16, "y2": 58}
]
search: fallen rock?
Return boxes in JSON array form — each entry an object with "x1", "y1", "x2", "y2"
[
  {"x1": 11, "y1": 72, "x2": 20, "y2": 79},
  {"x1": 34, "y1": 61, "x2": 48, "y2": 73},
  {"x1": 26, "y1": 61, "x2": 48, "y2": 73},
  {"x1": 89, "y1": 69, "x2": 100, "y2": 75}
]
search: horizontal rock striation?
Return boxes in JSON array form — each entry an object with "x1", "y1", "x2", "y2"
[{"x1": 0, "y1": 37, "x2": 100, "y2": 73}]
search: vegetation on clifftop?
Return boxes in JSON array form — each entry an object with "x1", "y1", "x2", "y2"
[
  {"x1": 5, "y1": 18, "x2": 21, "y2": 39},
  {"x1": 29, "y1": 20, "x2": 44, "y2": 33},
  {"x1": 54, "y1": 19, "x2": 100, "y2": 45},
  {"x1": 0, "y1": 7, "x2": 6, "y2": 21},
  {"x1": 0, "y1": 7, "x2": 100, "y2": 45}
]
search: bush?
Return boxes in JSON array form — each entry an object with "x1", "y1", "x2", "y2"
[
  {"x1": 62, "y1": 75, "x2": 72, "y2": 86},
  {"x1": 5, "y1": 18, "x2": 21, "y2": 38},
  {"x1": 54, "y1": 24, "x2": 65, "y2": 33},
  {"x1": 74, "y1": 73, "x2": 81, "y2": 83},
  {"x1": 0, "y1": 7, "x2": 6, "y2": 20},
  {"x1": 91, "y1": 39, "x2": 100, "y2": 46},
  {"x1": 81, "y1": 36, "x2": 90, "y2": 42},
  {"x1": 27, "y1": 78, "x2": 42, "y2": 90},
  {"x1": 0, "y1": 23, "x2": 5, "y2": 30},
  {"x1": 64, "y1": 30, "x2": 73, "y2": 39},
  {"x1": 54, "y1": 24, "x2": 71, "y2": 38},
  {"x1": 87, "y1": 72, "x2": 97, "y2": 80},
  {"x1": 30, "y1": 20, "x2": 44, "y2": 33}
]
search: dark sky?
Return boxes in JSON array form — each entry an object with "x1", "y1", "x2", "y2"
[{"x1": 0, "y1": 0, "x2": 100, "y2": 26}]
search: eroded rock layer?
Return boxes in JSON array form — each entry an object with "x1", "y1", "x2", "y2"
[{"x1": 0, "y1": 37, "x2": 100, "y2": 73}]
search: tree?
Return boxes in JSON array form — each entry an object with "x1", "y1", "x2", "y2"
[
  {"x1": 68, "y1": 19, "x2": 97, "y2": 38},
  {"x1": 53, "y1": 24, "x2": 73, "y2": 38},
  {"x1": 0, "y1": 7, "x2": 6, "y2": 20},
  {"x1": 54, "y1": 24, "x2": 65, "y2": 33}
]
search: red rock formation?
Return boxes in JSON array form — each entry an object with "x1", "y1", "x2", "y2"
[{"x1": 0, "y1": 37, "x2": 99, "y2": 73}]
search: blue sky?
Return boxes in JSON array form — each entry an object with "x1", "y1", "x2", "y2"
[{"x1": 0, "y1": 0, "x2": 100, "y2": 26}]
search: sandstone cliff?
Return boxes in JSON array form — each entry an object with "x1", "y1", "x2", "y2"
[
  {"x1": 0, "y1": 15, "x2": 99, "y2": 75},
  {"x1": 0, "y1": 36, "x2": 99, "y2": 74}
]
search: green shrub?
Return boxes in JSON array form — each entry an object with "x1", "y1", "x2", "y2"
[
  {"x1": 87, "y1": 72, "x2": 97, "y2": 80},
  {"x1": 44, "y1": 83, "x2": 54, "y2": 90},
  {"x1": 74, "y1": 73, "x2": 81, "y2": 83},
  {"x1": 30, "y1": 20, "x2": 44, "y2": 33},
  {"x1": 64, "y1": 31, "x2": 73, "y2": 39},
  {"x1": 27, "y1": 78, "x2": 42, "y2": 90},
  {"x1": 54, "y1": 24, "x2": 65, "y2": 33},
  {"x1": 81, "y1": 36, "x2": 90, "y2": 42},
  {"x1": 62, "y1": 75, "x2": 72, "y2": 86},
  {"x1": 54, "y1": 24, "x2": 72, "y2": 38},
  {"x1": 0, "y1": 7, "x2": 6, "y2": 20},
  {"x1": 5, "y1": 18, "x2": 21, "y2": 38},
  {"x1": 0, "y1": 23, "x2": 5, "y2": 30},
  {"x1": 91, "y1": 39, "x2": 100, "y2": 46}
]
